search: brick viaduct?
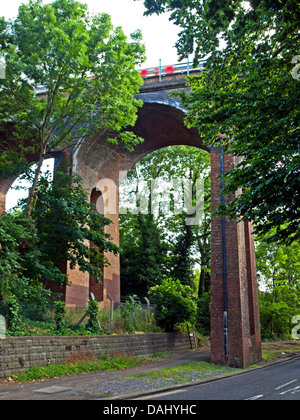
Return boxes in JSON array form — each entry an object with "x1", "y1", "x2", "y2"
[{"x1": 0, "y1": 70, "x2": 261, "y2": 368}]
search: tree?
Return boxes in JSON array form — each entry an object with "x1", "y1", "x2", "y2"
[
  {"x1": 148, "y1": 278, "x2": 197, "y2": 331},
  {"x1": 119, "y1": 159, "x2": 169, "y2": 296},
  {"x1": 0, "y1": 168, "x2": 119, "y2": 306},
  {"x1": 256, "y1": 238, "x2": 300, "y2": 292},
  {"x1": 0, "y1": 0, "x2": 145, "y2": 216},
  {"x1": 141, "y1": 145, "x2": 211, "y2": 295},
  {"x1": 142, "y1": 0, "x2": 300, "y2": 244},
  {"x1": 168, "y1": 223, "x2": 194, "y2": 287},
  {"x1": 119, "y1": 145, "x2": 211, "y2": 295},
  {"x1": 256, "y1": 235, "x2": 300, "y2": 339},
  {"x1": 30, "y1": 168, "x2": 119, "y2": 286},
  {"x1": 0, "y1": 212, "x2": 58, "y2": 304},
  {"x1": 119, "y1": 211, "x2": 168, "y2": 296}
]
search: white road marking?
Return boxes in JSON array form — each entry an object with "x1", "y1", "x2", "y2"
[
  {"x1": 134, "y1": 389, "x2": 188, "y2": 400},
  {"x1": 279, "y1": 385, "x2": 300, "y2": 396},
  {"x1": 275, "y1": 379, "x2": 298, "y2": 390},
  {"x1": 245, "y1": 395, "x2": 264, "y2": 400}
]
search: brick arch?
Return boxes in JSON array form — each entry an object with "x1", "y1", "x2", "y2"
[
  {"x1": 74, "y1": 102, "x2": 209, "y2": 190},
  {"x1": 70, "y1": 99, "x2": 261, "y2": 368},
  {"x1": 0, "y1": 85, "x2": 262, "y2": 367},
  {"x1": 71, "y1": 101, "x2": 209, "y2": 308}
]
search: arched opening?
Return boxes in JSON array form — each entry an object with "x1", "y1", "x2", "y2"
[
  {"x1": 73, "y1": 102, "x2": 209, "y2": 190},
  {"x1": 52, "y1": 95, "x2": 261, "y2": 366},
  {"x1": 118, "y1": 145, "x2": 211, "y2": 314},
  {"x1": 89, "y1": 187, "x2": 105, "y2": 301},
  {"x1": 5, "y1": 158, "x2": 55, "y2": 212},
  {"x1": 71, "y1": 101, "x2": 208, "y2": 309}
]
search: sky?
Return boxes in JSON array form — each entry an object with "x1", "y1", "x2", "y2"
[{"x1": 1, "y1": 0, "x2": 183, "y2": 69}]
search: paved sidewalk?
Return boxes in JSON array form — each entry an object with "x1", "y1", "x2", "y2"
[{"x1": 0, "y1": 350, "x2": 210, "y2": 400}]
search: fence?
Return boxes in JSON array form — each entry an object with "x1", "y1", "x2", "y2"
[{"x1": 0, "y1": 297, "x2": 158, "y2": 336}]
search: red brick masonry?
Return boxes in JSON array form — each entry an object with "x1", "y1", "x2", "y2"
[{"x1": 0, "y1": 73, "x2": 261, "y2": 367}]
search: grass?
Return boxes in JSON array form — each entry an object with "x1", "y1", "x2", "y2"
[
  {"x1": 123, "y1": 361, "x2": 239, "y2": 385},
  {"x1": 262, "y1": 341, "x2": 300, "y2": 362},
  {"x1": 121, "y1": 341, "x2": 300, "y2": 386},
  {"x1": 10, "y1": 352, "x2": 155, "y2": 383},
  {"x1": 10, "y1": 341, "x2": 300, "y2": 384}
]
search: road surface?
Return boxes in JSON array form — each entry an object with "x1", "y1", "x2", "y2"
[{"x1": 137, "y1": 357, "x2": 300, "y2": 400}]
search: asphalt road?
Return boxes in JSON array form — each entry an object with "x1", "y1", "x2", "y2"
[{"x1": 139, "y1": 357, "x2": 300, "y2": 401}]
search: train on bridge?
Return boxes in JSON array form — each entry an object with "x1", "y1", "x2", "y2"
[
  {"x1": 34, "y1": 61, "x2": 205, "y2": 95},
  {"x1": 139, "y1": 60, "x2": 205, "y2": 79}
]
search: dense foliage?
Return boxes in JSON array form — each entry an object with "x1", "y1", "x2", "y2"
[
  {"x1": 1, "y1": 0, "x2": 299, "y2": 339},
  {"x1": 149, "y1": 278, "x2": 197, "y2": 331},
  {"x1": 0, "y1": 213, "x2": 58, "y2": 304},
  {"x1": 0, "y1": 0, "x2": 145, "y2": 215},
  {"x1": 0, "y1": 0, "x2": 145, "y2": 334},
  {"x1": 142, "y1": 0, "x2": 300, "y2": 244},
  {"x1": 120, "y1": 145, "x2": 211, "y2": 298},
  {"x1": 119, "y1": 145, "x2": 211, "y2": 333},
  {"x1": 0, "y1": 169, "x2": 119, "y2": 305},
  {"x1": 256, "y1": 235, "x2": 300, "y2": 339}
]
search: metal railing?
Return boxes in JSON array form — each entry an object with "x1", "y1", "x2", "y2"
[{"x1": 139, "y1": 59, "x2": 205, "y2": 80}]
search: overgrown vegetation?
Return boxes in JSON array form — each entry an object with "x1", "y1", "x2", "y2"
[
  {"x1": 0, "y1": 0, "x2": 145, "y2": 216},
  {"x1": 0, "y1": 298, "x2": 161, "y2": 337},
  {"x1": 148, "y1": 279, "x2": 197, "y2": 332},
  {"x1": 0, "y1": 169, "x2": 119, "y2": 311},
  {"x1": 0, "y1": 0, "x2": 145, "y2": 333},
  {"x1": 129, "y1": 0, "x2": 300, "y2": 341},
  {"x1": 257, "y1": 235, "x2": 300, "y2": 340},
  {"x1": 11, "y1": 351, "x2": 154, "y2": 383},
  {"x1": 143, "y1": 0, "x2": 299, "y2": 244},
  {"x1": 119, "y1": 145, "x2": 211, "y2": 335},
  {"x1": 119, "y1": 145, "x2": 211, "y2": 298}
]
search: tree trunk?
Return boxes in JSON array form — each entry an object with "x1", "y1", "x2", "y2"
[
  {"x1": 24, "y1": 153, "x2": 45, "y2": 218},
  {"x1": 199, "y1": 268, "x2": 206, "y2": 297}
]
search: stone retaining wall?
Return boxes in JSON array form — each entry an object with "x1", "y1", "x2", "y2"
[{"x1": 0, "y1": 333, "x2": 193, "y2": 379}]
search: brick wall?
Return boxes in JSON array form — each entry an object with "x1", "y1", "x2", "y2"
[{"x1": 0, "y1": 333, "x2": 192, "y2": 379}]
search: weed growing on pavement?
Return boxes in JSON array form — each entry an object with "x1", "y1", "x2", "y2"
[{"x1": 123, "y1": 361, "x2": 240, "y2": 384}]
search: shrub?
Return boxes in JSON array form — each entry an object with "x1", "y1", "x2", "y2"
[
  {"x1": 7, "y1": 295, "x2": 21, "y2": 333},
  {"x1": 148, "y1": 278, "x2": 197, "y2": 332},
  {"x1": 54, "y1": 301, "x2": 67, "y2": 332},
  {"x1": 196, "y1": 291, "x2": 211, "y2": 335},
  {"x1": 86, "y1": 300, "x2": 101, "y2": 334}
]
